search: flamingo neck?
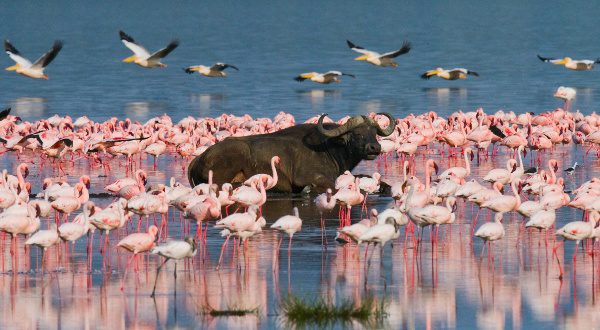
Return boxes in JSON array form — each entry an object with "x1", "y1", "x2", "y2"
[
  {"x1": 511, "y1": 182, "x2": 521, "y2": 207},
  {"x1": 270, "y1": 158, "x2": 278, "y2": 185}
]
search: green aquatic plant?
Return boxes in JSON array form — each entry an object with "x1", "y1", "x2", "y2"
[
  {"x1": 200, "y1": 304, "x2": 259, "y2": 317},
  {"x1": 280, "y1": 295, "x2": 388, "y2": 328}
]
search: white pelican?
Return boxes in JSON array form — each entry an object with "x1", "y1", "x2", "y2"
[
  {"x1": 346, "y1": 40, "x2": 411, "y2": 67},
  {"x1": 294, "y1": 71, "x2": 355, "y2": 84},
  {"x1": 119, "y1": 30, "x2": 178, "y2": 68},
  {"x1": 421, "y1": 68, "x2": 479, "y2": 80},
  {"x1": 4, "y1": 40, "x2": 63, "y2": 79},
  {"x1": 184, "y1": 63, "x2": 238, "y2": 77},
  {"x1": 537, "y1": 55, "x2": 599, "y2": 71}
]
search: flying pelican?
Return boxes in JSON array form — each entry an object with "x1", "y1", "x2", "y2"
[
  {"x1": 294, "y1": 71, "x2": 355, "y2": 84},
  {"x1": 537, "y1": 55, "x2": 600, "y2": 71},
  {"x1": 119, "y1": 30, "x2": 178, "y2": 68},
  {"x1": 421, "y1": 68, "x2": 479, "y2": 80},
  {"x1": 184, "y1": 63, "x2": 238, "y2": 77},
  {"x1": 346, "y1": 40, "x2": 411, "y2": 67},
  {"x1": 4, "y1": 40, "x2": 63, "y2": 79}
]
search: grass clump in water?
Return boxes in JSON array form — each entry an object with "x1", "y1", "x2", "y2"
[
  {"x1": 200, "y1": 304, "x2": 259, "y2": 317},
  {"x1": 280, "y1": 295, "x2": 387, "y2": 327}
]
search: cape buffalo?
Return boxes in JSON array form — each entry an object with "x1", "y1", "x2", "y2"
[{"x1": 187, "y1": 113, "x2": 395, "y2": 193}]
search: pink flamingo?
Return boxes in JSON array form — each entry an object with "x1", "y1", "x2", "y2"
[
  {"x1": 117, "y1": 225, "x2": 159, "y2": 291},
  {"x1": 243, "y1": 155, "x2": 281, "y2": 189}
]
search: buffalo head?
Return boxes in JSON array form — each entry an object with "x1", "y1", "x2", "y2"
[{"x1": 317, "y1": 113, "x2": 396, "y2": 160}]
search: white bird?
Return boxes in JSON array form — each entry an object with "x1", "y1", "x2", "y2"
[
  {"x1": 538, "y1": 55, "x2": 599, "y2": 71},
  {"x1": 347, "y1": 40, "x2": 411, "y2": 67},
  {"x1": 337, "y1": 209, "x2": 378, "y2": 243},
  {"x1": 294, "y1": 71, "x2": 355, "y2": 84},
  {"x1": 475, "y1": 213, "x2": 505, "y2": 253},
  {"x1": 119, "y1": 30, "x2": 178, "y2": 68},
  {"x1": 421, "y1": 67, "x2": 479, "y2": 80},
  {"x1": 4, "y1": 39, "x2": 63, "y2": 79},
  {"x1": 377, "y1": 206, "x2": 408, "y2": 226},
  {"x1": 26, "y1": 224, "x2": 61, "y2": 271},
  {"x1": 150, "y1": 237, "x2": 197, "y2": 297},
  {"x1": 358, "y1": 218, "x2": 401, "y2": 259},
  {"x1": 525, "y1": 209, "x2": 556, "y2": 233},
  {"x1": 270, "y1": 207, "x2": 303, "y2": 253},
  {"x1": 184, "y1": 63, "x2": 238, "y2": 77}
]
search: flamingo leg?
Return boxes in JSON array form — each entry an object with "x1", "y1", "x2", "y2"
[{"x1": 151, "y1": 257, "x2": 169, "y2": 298}]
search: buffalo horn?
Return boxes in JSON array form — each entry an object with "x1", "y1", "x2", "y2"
[
  {"x1": 317, "y1": 114, "x2": 366, "y2": 138},
  {"x1": 370, "y1": 112, "x2": 396, "y2": 136}
]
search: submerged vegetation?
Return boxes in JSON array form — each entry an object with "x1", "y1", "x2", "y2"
[
  {"x1": 280, "y1": 295, "x2": 388, "y2": 327},
  {"x1": 200, "y1": 305, "x2": 259, "y2": 317}
]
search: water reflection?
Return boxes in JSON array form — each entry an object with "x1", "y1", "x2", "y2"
[
  {"x1": 0, "y1": 144, "x2": 598, "y2": 328},
  {"x1": 124, "y1": 101, "x2": 170, "y2": 122},
  {"x1": 10, "y1": 97, "x2": 47, "y2": 117},
  {"x1": 424, "y1": 87, "x2": 468, "y2": 106},
  {"x1": 296, "y1": 89, "x2": 341, "y2": 104},
  {"x1": 190, "y1": 93, "x2": 226, "y2": 116}
]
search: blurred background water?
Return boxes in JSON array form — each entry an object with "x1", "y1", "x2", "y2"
[{"x1": 3, "y1": 0, "x2": 600, "y2": 123}]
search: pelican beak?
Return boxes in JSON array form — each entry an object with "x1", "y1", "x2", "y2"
[
  {"x1": 354, "y1": 55, "x2": 368, "y2": 61},
  {"x1": 5, "y1": 64, "x2": 19, "y2": 71},
  {"x1": 122, "y1": 55, "x2": 137, "y2": 63},
  {"x1": 301, "y1": 73, "x2": 315, "y2": 79},
  {"x1": 554, "y1": 59, "x2": 567, "y2": 65}
]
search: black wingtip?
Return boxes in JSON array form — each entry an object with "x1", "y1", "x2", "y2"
[
  {"x1": 537, "y1": 54, "x2": 548, "y2": 62},
  {"x1": 183, "y1": 67, "x2": 194, "y2": 74},
  {"x1": 468, "y1": 70, "x2": 479, "y2": 77},
  {"x1": 346, "y1": 40, "x2": 355, "y2": 48},
  {"x1": 168, "y1": 39, "x2": 180, "y2": 48},
  {"x1": 52, "y1": 40, "x2": 64, "y2": 51},
  {"x1": 4, "y1": 39, "x2": 19, "y2": 54},
  {"x1": 490, "y1": 125, "x2": 506, "y2": 139},
  {"x1": 294, "y1": 76, "x2": 305, "y2": 82},
  {"x1": 119, "y1": 30, "x2": 135, "y2": 43},
  {"x1": 401, "y1": 40, "x2": 411, "y2": 52},
  {"x1": 0, "y1": 107, "x2": 10, "y2": 121}
]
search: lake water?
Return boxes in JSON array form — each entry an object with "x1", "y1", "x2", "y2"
[
  {"x1": 2, "y1": 1, "x2": 600, "y2": 329},
  {"x1": 3, "y1": 1, "x2": 600, "y2": 123}
]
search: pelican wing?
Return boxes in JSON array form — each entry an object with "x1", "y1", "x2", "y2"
[
  {"x1": 380, "y1": 41, "x2": 411, "y2": 58},
  {"x1": 324, "y1": 71, "x2": 355, "y2": 78},
  {"x1": 119, "y1": 30, "x2": 150, "y2": 58},
  {"x1": 31, "y1": 41, "x2": 63, "y2": 69},
  {"x1": 4, "y1": 40, "x2": 32, "y2": 67},
  {"x1": 346, "y1": 40, "x2": 377, "y2": 56},
  {"x1": 210, "y1": 63, "x2": 238, "y2": 71},
  {"x1": 148, "y1": 40, "x2": 179, "y2": 61},
  {"x1": 537, "y1": 54, "x2": 555, "y2": 62},
  {"x1": 184, "y1": 66, "x2": 201, "y2": 74}
]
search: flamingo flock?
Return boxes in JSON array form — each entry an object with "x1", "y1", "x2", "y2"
[{"x1": 0, "y1": 89, "x2": 599, "y2": 294}]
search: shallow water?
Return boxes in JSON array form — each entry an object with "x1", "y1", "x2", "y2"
[{"x1": 0, "y1": 143, "x2": 596, "y2": 329}]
